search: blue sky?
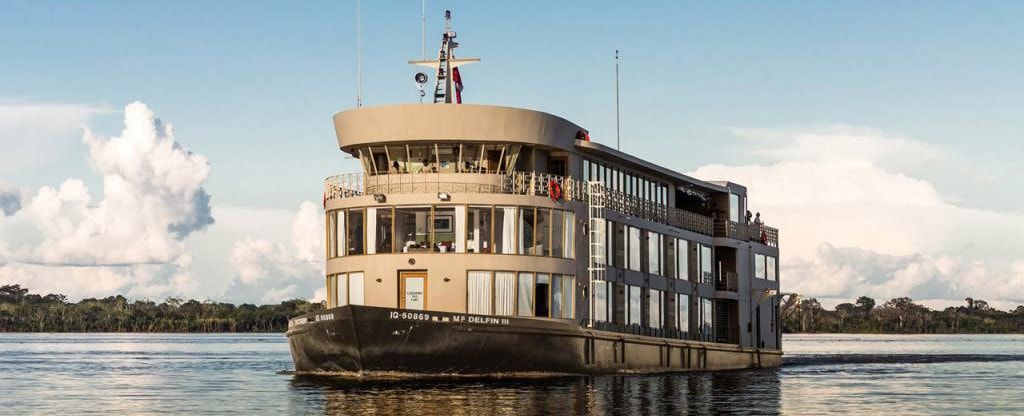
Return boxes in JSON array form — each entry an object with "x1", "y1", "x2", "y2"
[{"x1": 1, "y1": 1, "x2": 1023, "y2": 306}]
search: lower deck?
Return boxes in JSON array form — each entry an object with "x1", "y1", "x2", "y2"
[{"x1": 287, "y1": 305, "x2": 781, "y2": 375}]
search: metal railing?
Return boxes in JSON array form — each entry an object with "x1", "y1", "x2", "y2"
[
  {"x1": 713, "y1": 220, "x2": 779, "y2": 247},
  {"x1": 324, "y1": 171, "x2": 778, "y2": 246}
]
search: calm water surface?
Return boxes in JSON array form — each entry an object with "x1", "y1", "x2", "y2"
[{"x1": 2, "y1": 333, "x2": 1023, "y2": 415}]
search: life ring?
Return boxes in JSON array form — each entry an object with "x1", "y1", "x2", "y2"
[{"x1": 548, "y1": 179, "x2": 562, "y2": 201}]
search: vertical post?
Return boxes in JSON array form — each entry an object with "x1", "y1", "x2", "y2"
[
  {"x1": 615, "y1": 49, "x2": 620, "y2": 150},
  {"x1": 421, "y1": 0, "x2": 427, "y2": 60},
  {"x1": 356, "y1": 0, "x2": 363, "y2": 107}
]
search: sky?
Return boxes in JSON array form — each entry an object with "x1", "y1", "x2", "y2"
[{"x1": 1, "y1": 1, "x2": 1022, "y2": 308}]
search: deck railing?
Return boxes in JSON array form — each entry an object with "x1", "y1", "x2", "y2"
[{"x1": 324, "y1": 171, "x2": 778, "y2": 246}]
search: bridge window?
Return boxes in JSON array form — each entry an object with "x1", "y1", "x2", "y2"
[
  {"x1": 699, "y1": 297, "x2": 714, "y2": 342},
  {"x1": 395, "y1": 207, "x2": 432, "y2": 253},
  {"x1": 346, "y1": 209, "x2": 364, "y2": 255},
  {"x1": 494, "y1": 272, "x2": 516, "y2": 315},
  {"x1": 517, "y1": 272, "x2": 534, "y2": 317},
  {"x1": 676, "y1": 293, "x2": 689, "y2": 334},
  {"x1": 627, "y1": 285, "x2": 642, "y2": 326},
  {"x1": 593, "y1": 280, "x2": 609, "y2": 322},
  {"x1": 649, "y1": 289, "x2": 663, "y2": 328},
  {"x1": 676, "y1": 239, "x2": 689, "y2": 280},
  {"x1": 699, "y1": 244, "x2": 713, "y2": 284},
  {"x1": 767, "y1": 256, "x2": 777, "y2": 281},
  {"x1": 467, "y1": 206, "x2": 493, "y2": 253},
  {"x1": 647, "y1": 231, "x2": 662, "y2": 276},
  {"x1": 467, "y1": 271, "x2": 492, "y2": 315}
]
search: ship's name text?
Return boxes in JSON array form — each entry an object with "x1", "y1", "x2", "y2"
[{"x1": 389, "y1": 311, "x2": 510, "y2": 326}]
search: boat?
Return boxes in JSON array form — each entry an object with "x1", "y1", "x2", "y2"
[{"x1": 287, "y1": 10, "x2": 783, "y2": 375}]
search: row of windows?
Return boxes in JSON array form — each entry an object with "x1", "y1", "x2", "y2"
[
  {"x1": 603, "y1": 220, "x2": 713, "y2": 283},
  {"x1": 360, "y1": 143, "x2": 522, "y2": 175},
  {"x1": 582, "y1": 158, "x2": 669, "y2": 205},
  {"x1": 466, "y1": 271, "x2": 575, "y2": 319},
  {"x1": 326, "y1": 272, "x2": 365, "y2": 308},
  {"x1": 327, "y1": 206, "x2": 575, "y2": 258},
  {"x1": 591, "y1": 281, "x2": 714, "y2": 339},
  {"x1": 754, "y1": 253, "x2": 778, "y2": 281}
]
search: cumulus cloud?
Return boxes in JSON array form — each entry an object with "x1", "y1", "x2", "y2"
[
  {"x1": 0, "y1": 102, "x2": 214, "y2": 300},
  {"x1": 228, "y1": 201, "x2": 323, "y2": 303},
  {"x1": 690, "y1": 126, "x2": 1024, "y2": 308}
]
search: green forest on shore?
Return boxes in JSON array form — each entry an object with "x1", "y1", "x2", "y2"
[{"x1": 2, "y1": 284, "x2": 1023, "y2": 334}]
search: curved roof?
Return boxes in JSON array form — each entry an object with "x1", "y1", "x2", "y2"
[{"x1": 333, "y1": 104, "x2": 584, "y2": 152}]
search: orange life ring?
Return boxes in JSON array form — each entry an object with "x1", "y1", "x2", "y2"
[{"x1": 548, "y1": 179, "x2": 562, "y2": 201}]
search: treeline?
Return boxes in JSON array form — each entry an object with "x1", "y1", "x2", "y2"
[
  {"x1": 0, "y1": 284, "x2": 323, "y2": 332},
  {"x1": 783, "y1": 296, "x2": 1024, "y2": 334}
]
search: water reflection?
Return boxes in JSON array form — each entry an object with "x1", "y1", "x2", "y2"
[{"x1": 290, "y1": 370, "x2": 782, "y2": 416}]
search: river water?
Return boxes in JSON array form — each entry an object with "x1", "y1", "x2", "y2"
[{"x1": 1, "y1": 333, "x2": 1022, "y2": 415}]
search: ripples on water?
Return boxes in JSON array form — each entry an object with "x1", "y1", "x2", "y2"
[{"x1": 1, "y1": 333, "x2": 1022, "y2": 415}]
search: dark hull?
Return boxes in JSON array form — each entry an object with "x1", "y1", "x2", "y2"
[{"x1": 286, "y1": 305, "x2": 781, "y2": 375}]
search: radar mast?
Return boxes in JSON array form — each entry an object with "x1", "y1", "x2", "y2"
[{"x1": 409, "y1": 10, "x2": 480, "y2": 103}]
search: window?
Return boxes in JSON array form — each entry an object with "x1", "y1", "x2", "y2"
[
  {"x1": 700, "y1": 244, "x2": 713, "y2": 284},
  {"x1": 755, "y1": 253, "x2": 767, "y2": 279},
  {"x1": 612, "y1": 221, "x2": 624, "y2": 267},
  {"x1": 552, "y1": 210, "x2": 564, "y2": 258},
  {"x1": 327, "y1": 211, "x2": 342, "y2": 258},
  {"x1": 467, "y1": 206, "x2": 493, "y2": 254},
  {"x1": 433, "y1": 206, "x2": 457, "y2": 253},
  {"x1": 467, "y1": 271, "x2": 492, "y2": 314},
  {"x1": 664, "y1": 238, "x2": 676, "y2": 278},
  {"x1": 729, "y1": 193, "x2": 741, "y2": 223},
  {"x1": 517, "y1": 272, "x2": 534, "y2": 317},
  {"x1": 536, "y1": 208, "x2": 552, "y2": 257},
  {"x1": 676, "y1": 239, "x2": 689, "y2": 280},
  {"x1": 494, "y1": 272, "x2": 516, "y2": 315},
  {"x1": 677, "y1": 293, "x2": 689, "y2": 333},
  {"x1": 647, "y1": 232, "x2": 662, "y2": 276},
  {"x1": 627, "y1": 285, "x2": 642, "y2": 326},
  {"x1": 349, "y1": 273, "x2": 364, "y2": 305},
  {"x1": 327, "y1": 272, "x2": 364, "y2": 307},
  {"x1": 374, "y1": 208, "x2": 393, "y2": 254},
  {"x1": 346, "y1": 209, "x2": 364, "y2": 255},
  {"x1": 700, "y1": 298, "x2": 714, "y2": 341},
  {"x1": 593, "y1": 280, "x2": 609, "y2": 322},
  {"x1": 395, "y1": 207, "x2": 431, "y2": 253},
  {"x1": 649, "y1": 289, "x2": 662, "y2": 328},
  {"x1": 535, "y1": 273, "x2": 551, "y2": 317},
  {"x1": 767, "y1": 256, "x2": 777, "y2": 281},
  {"x1": 551, "y1": 274, "x2": 563, "y2": 319},
  {"x1": 519, "y1": 208, "x2": 536, "y2": 255},
  {"x1": 628, "y1": 226, "x2": 641, "y2": 272},
  {"x1": 563, "y1": 211, "x2": 575, "y2": 259},
  {"x1": 494, "y1": 207, "x2": 515, "y2": 254}
]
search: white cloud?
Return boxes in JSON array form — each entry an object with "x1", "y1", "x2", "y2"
[
  {"x1": 228, "y1": 201, "x2": 324, "y2": 303},
  {"x1": 691, "y1": 126, "x2": 1024, "y2": 308},
  {"x1": 0, "y1": 101, "x2": 214, "y2": 301}
]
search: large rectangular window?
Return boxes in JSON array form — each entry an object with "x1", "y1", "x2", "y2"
[
  {"x1": 628, "y1": 226, "x2": 641, "y2": 272},
  {"x1": 551, "y1": 274, "x2": 563, "y2": 319},
  {"x1": 593, "y1": 280, "x2": 608, "y2": 322},
  {"x1": 677, "y1": 239, "x2": 689, "y2": 280},
  {"x1": 517, "y1": 272, "x2": 534, "y2": 317},
  {"x1": 700, "y1": 244, "x2": 713, "y2": 284},
  {"x1": 767, "y1": 256, "x2": 777, "y2": 281},
  {"x1": 467, "y1": 206, "x2": 493, "y2": 254},
  {"x1": 647, "y1": 232, "x2": 662, "y2": 276},
  {"x1": 677, "y1": 293, "x2": 689, "y2": 333},
  {"x1": 494, "y1": 272, "x2": 516, "y2": 315},
  {"x1": 433, "y1": 206, "x2": 456, "y2": 253},
  {"x1": 700, "y1": 297, "x2": 714, "y2": 341},
  {"x1": 551, "y1": 210, "x2": 564, "y2": 258},
  {"x1": 375, "y1": 208, "x2": 393, "y2": 254},
  {"x1": 467, "y1": 271, "x2": 492, "y2": 315},
  {"x1": 755, "y1": 253, "x2": 767, "y2": 279},
  {"x1": 395, "y1": 207, "x2": 431, "y2": 253},
  {"x1": 536, "y1": 208, "x2": 552, "y2": 257},
  {"x1": 627, "y1": 285, "x2": 641, "y2": 326},
  {"x1": 494, "y1": 207, "x2": 515, "y2": 254},
  {"x1": 349, "y1": 272, "x2": 364, "y2": 305},
  {"x1": 328, "y1": 272, "x2": 364, "y2": 307},
  {"x1": 729, "y1": 193, "x2": 741, "y2": 223},
  {"x1": 519, "y1": 208, "x2": 536, "y2": 255},
  {"x1": 563, "y1": 211, "x2": 575, "y2": 259},
  {"x1": 649, "y1": 289, "x2": 662, "y2": 328},
  {"x1": 664, "y1": 238, "x2": 676, "y2": 278},
  {"x1": 346, "y1": 209, "x2": 365, "y2": 255}
]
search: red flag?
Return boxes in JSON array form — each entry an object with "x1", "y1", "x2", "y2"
[{"x1": 452, "y1": 66, "x2": 463, "y2": 104}]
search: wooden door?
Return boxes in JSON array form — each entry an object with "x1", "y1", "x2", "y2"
[{"x1": 399, "y1": 271, "x2": 427, "y2": 310}]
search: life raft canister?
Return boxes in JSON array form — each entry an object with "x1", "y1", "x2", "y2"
[{"x1": 548, "y1": 179, "x2": 562, "y2": 202}]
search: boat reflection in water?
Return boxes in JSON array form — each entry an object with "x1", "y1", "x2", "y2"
[{"x1": 289, "y1": 371, "x2": 782, "y2": 415}]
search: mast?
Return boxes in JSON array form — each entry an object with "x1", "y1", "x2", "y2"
[
  {"x1": 409, "y1": 10, "x2": 480, "y2": 104},
  {"x1": 615, "y1": 49, "x2": 620, "y2": 150},
  {"x1": 356, "y1": 0, "x2": 363, "y2": 107}
]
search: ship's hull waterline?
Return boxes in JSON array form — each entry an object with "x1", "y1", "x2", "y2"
[{"x1": 286, "y1": 305, "x2": 781, "y2": 376}]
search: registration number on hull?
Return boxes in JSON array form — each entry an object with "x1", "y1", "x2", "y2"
[{"x1": 389, "y1": 310, "x2": 511, "y2": 326}]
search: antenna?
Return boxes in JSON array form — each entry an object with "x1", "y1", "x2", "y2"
[
  {"x1": 408, "y1": 10, "x2": 480, "y2": 104},
  {"x1": 615, "y1": 49, "x2": 620, "y2": 150},
  {"x1": 421, "y1": 0, "x2": 427, "y2": 60},
  {"x1": 356, "y1": 0, "x2": 363, "y2": 107}
]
